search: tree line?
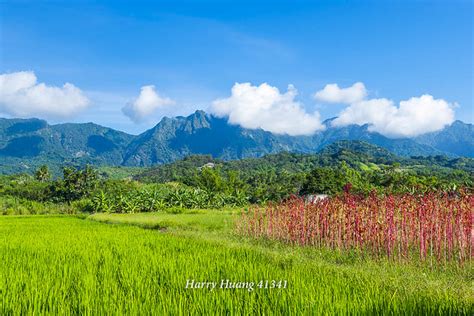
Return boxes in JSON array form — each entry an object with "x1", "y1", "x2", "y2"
[{"x1": 0, "y1": 152, "x2": 472, "y2": 215}]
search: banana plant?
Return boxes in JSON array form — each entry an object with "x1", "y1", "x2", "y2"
[
  {"x1": 124, "y1": 198, "x2": 140, "y2": 214},
  {"x1": 92, "y1": 191, "x2": 112, "y2": 213}
]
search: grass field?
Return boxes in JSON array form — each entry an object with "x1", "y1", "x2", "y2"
[{"x1": 1, "y1": 212, "x2": 472, "y2": 314}]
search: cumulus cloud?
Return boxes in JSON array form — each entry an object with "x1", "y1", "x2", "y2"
[
  {"x1": 122, "y1": 85, "x2": 175, "y2": 123},
  {"x1": 332, "y1": 98, "x2": 396, "y2": 127},
  {"x1": 332, "y1": 94, "x2": 455, "y2": 138},
  {"x1": 211, "y1": 82, "x2": 324, "y2": 136},
  {"x1": 0, "y1": 71, "x2": 90, "y2": 118},
  {"x1": 313, "y1": 82, "x2": 367, "y2": 104}
]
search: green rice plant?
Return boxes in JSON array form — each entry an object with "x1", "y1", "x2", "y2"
[{"x1": 0, "y1": 216, "x2": 472, "y2": 315}]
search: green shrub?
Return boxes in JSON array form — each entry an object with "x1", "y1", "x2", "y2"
[{"x1": 70, "y1": 199, "x2": 94, "y2": 213}]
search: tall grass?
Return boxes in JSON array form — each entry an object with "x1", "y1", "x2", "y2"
[
  {"x1": 0, "y1": 195, "x2": 86, "y2": 215},
  {"x1": 237, "y1": 192, "x2": 473, "y2": 264}
]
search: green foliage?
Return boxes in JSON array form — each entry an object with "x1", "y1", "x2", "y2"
[
  {"x1": 192, "y1": 166, "x2": 225, "y2": 192},
  {"x1": 0, "y1": 175, "x2": 50, "y2": 201},
  {"x1": 35, "y1": 165, "x2": 51, "y2": 182},
  {"x1": 51, "y1": 166, "x2": 99, "y2": 202},
  {"x1": 89, "y1": 182, "x2": 249, "y2": 214},
  {"x1": 301, "y1": 167, "x2": 346, "y2": 195},
  {"x1": 136, "y1": 142, "x2": 473, "y2": 198},
  {"x1": 0, "y1": 195, "x2": 81, "y2": 215},
  {"x1": 96, "y1": 166, "x2": 147, "y2": 180},
  {"x1": 245, "y1": 169, "x2": 304, "y2": 203},
  {"x1": 300, "y1": 160, "x2": 473, "y2": 196},
  {"x1": 0, "y1": 142, "x2": 473, "y2": 215}
]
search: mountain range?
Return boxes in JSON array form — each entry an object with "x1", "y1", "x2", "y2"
[{"x1": 0, "y1": 110, "x2": 472, "y2": 174}]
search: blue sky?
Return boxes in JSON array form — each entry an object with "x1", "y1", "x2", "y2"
[{"x1": 0, "y1": 0, "x2": 472, "y2": 135}]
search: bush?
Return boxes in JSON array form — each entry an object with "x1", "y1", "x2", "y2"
[
  {"x1": 70, "y1": 199, "x2": 94, "y2": 213},
  {"x1": 0, "y1": 176, "x2": 52, "y2": 201},
  {"x1": 0, "y1": 196, "x2": 78, "y2": 215}
]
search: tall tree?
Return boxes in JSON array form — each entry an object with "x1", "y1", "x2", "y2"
[{"x1": 35, "y1": 165, "x2": 51, "y2": 182}]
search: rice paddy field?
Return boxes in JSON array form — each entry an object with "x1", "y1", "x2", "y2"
[{"x1": 1, "y1": 211, "x2": 473, "y2": 314}]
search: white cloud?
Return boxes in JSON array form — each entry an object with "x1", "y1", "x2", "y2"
[
  {"x1": 313, "y1": 82, "x2": 367, "y2": 104},
  {"x1": 0, "y1": 71, "x2": 90, "y2": 118},
  {"x1": 122, "y1": 85, "x2": 175, "y2": 123},
  {"x1": 332, "y1": 98, "x2": 396, "y2": 127},
  {"x1": 211, "y1": 82, "x2": 324, "y2": 136},
  {"x1": 378, "y1": 95, "x2": 454, "y2": 137},
  {"x1": 332, "y1": 94, "x2": 455, "y2": 138}
]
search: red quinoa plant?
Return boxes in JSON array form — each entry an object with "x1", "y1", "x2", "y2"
[{"x1": 237, "y1": 189, "x2": 473, "y2": 264}]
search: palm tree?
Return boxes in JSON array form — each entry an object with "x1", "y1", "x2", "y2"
[{"x1": 35, "y1": 165, "x2": 51, "y2": 182}]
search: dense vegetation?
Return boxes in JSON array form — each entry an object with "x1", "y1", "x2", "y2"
[
  {"x1": 135, "y1": 142, "x2": 473, "y2": 200},
  {"x1": 1, "y1": 141, "x2": 473, "y2": 215}
]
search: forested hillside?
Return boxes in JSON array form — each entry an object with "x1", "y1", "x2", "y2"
[{"x1": 0, "y1": 112, "x2": 472, "y2": 175}]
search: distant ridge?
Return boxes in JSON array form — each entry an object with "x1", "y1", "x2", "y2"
[
  {"x1": 414, "y1": 120, "x2": 474, "y2": 158},
  {"x1": 0, "y1": 111, "x2": 472, "y2": 174}
]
